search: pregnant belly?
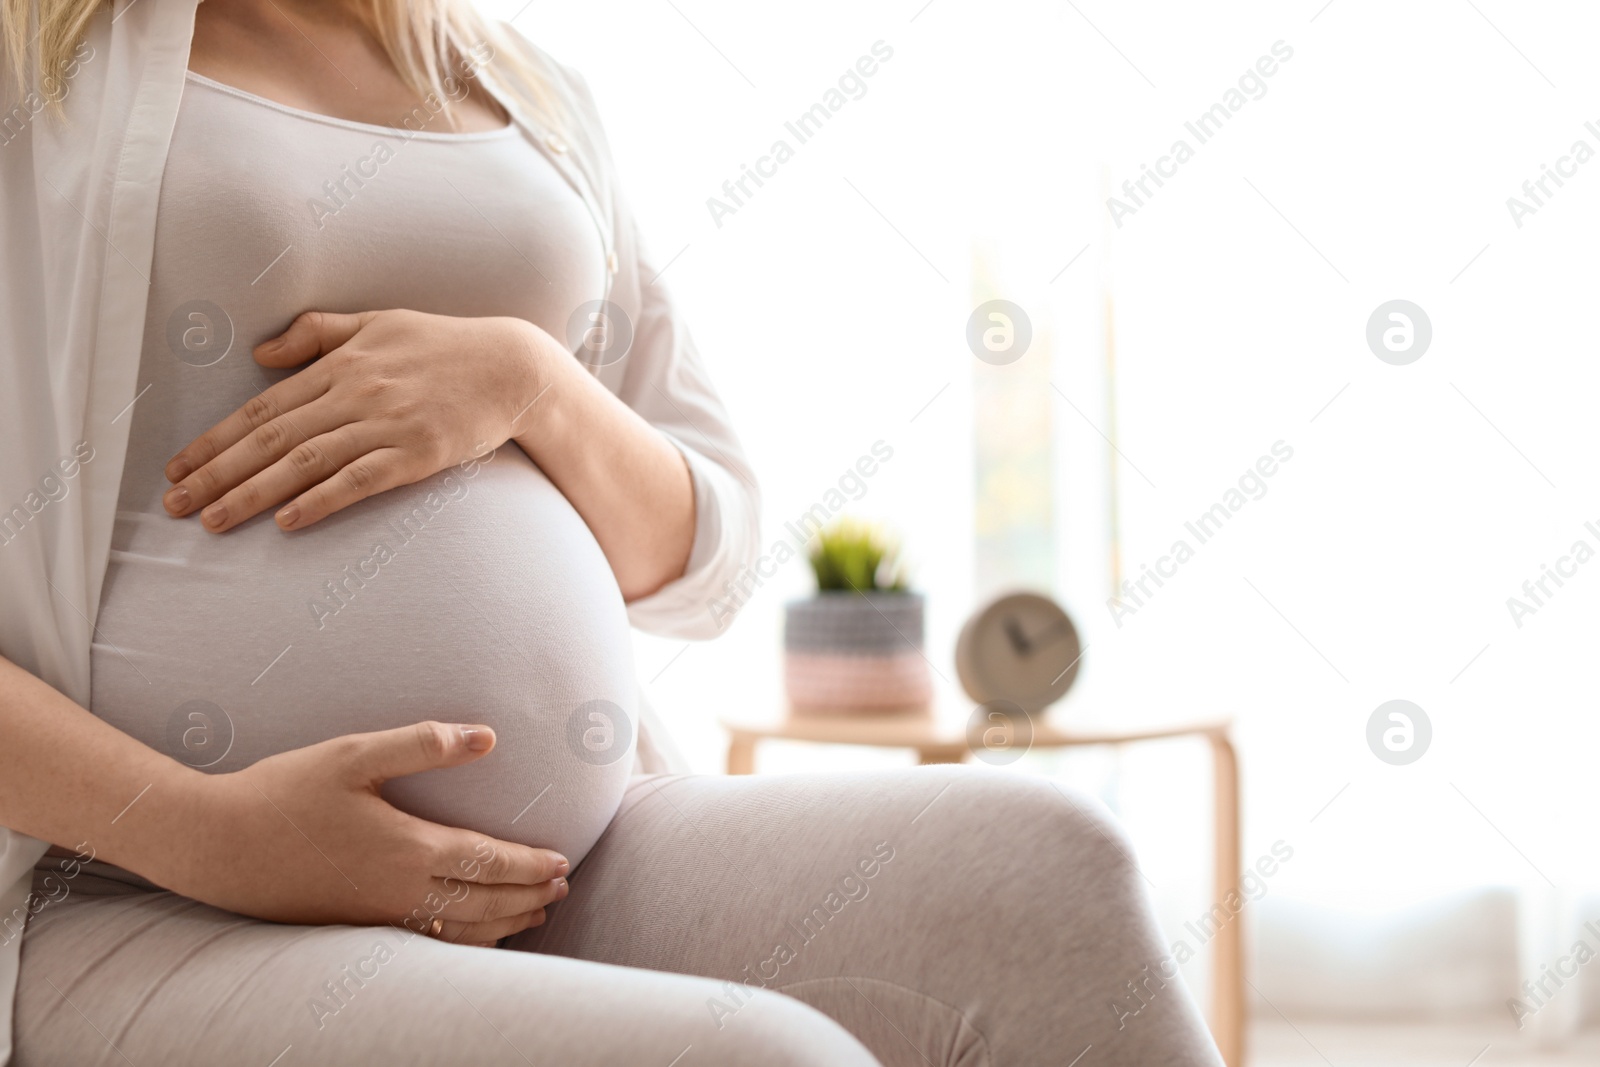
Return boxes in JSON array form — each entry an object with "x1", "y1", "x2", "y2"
[{"x1": 89, "y1": 446, "x2": 638, "y2": 868}]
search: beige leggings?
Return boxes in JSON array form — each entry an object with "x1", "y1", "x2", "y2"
[{"x1": 14, "y1": 767, "x2": 1223, "y2": 1066}]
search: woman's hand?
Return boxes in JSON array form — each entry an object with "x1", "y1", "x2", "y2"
[
  {"x1": 158, "y1": 304, "x2": 697, "y2": 601},
  {"x1": 165, "y1": 721, "x2": 569, "y2": 946},
  {"x1": 161, "y1": 309, "x2": 553, "y2": 533}
]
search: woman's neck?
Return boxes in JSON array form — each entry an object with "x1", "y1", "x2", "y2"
[{"x1": 189, "y1": 0, "x2": 508, "y2": 134}]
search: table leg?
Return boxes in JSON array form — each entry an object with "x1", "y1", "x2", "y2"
[
  {"x1": 727, "y1": 735, "x2": 756, "y2": 775},
  {"x1": 1209, "y1": 731, "x2": 1244, "y2": 1067}
]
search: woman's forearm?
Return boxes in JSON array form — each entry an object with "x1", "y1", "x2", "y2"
[
  {"x1": 510, "y1": 321, "x2": 696, "y2": 602},
  {"x1": 0, "y1": 654, "x2": 206, "y2": 880}
]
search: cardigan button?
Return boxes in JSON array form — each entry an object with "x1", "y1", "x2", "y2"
[{"x1": 545, "y1": 133, "x2": 568, "y2": 154}]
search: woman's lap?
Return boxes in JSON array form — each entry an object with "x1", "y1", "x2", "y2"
[
  {"x1": 14, "y1": 767, "x2": 1221, "y2": 1066},
  {"x1": 12, "y1": 860, "x2": 871, "y2": 1066}
]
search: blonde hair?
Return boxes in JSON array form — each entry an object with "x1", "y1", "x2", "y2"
[{"x1": 4, "y1": 0, "x2": 563, "y2": 127}]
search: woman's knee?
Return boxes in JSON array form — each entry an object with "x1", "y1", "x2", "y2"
[{"x1": 916, "y1": 768, "x2": 1148, "y2": 900}]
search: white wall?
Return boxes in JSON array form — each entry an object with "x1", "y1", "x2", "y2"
[{"x1": 479, "y1": 0, "x2": 1600, "y2": 1031}]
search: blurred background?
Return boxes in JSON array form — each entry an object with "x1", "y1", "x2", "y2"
[{"x1": 483, "y1": 1, "x2": 1600, "y2": 1062}]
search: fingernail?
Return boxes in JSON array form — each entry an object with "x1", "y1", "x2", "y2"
[
  {"x1": 164, "y1": 486, "x2": 191, "y2": 514},
  {"x1": 166, "y1": 458, "x2": 193, "y2": 482},
  {"x1": 276, "y1": 503, "x2": 300, "y2": 529},
  {"x1": 553, "y1": 856, "x2": 569, "y2": 875},
  {"x1": 201, "y1": 502, "x2": 227, "y2": 528},
  {"x1": 460, "y1": 726, "x2": 493, "y2": 752},
  {"x1": 554, "y1": 877, "x2": 569, "y2": 898}
]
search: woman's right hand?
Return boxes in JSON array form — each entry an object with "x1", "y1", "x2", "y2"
[{"x1": 160, "y1": 721, "x2": 568, "y2": 946}]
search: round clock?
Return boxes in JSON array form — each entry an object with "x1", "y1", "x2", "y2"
[{"x1": 955, "y1": 591, "x2": 1082, "y2": 712}]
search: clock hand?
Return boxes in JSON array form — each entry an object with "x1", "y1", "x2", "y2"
[
  {"x1": 1026, "y1": 617, "x2": 1074, "y2": 649},
  {"x1": 1002, "y1": 616, "x2": 1033, "y2": 656}
]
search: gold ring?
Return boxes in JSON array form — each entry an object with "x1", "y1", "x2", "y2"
[{"x1": 428, "y1": 917, "x2": 444, "y2": 939}]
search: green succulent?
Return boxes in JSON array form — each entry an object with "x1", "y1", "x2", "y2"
[{"x1": 807, "y1": 517, "x2": 909, "y2": 593}]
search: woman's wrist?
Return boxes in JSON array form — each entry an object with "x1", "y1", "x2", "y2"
[
  {"x1": 95, "y1": 760, "x2": 224, "y2": 892},
  {"x1": 502, "y1": 316, "x2": 578, "y2": 462}
]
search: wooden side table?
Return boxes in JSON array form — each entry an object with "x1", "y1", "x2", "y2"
[{"x1": 719, "y1": 710, "x2": 1245, "y2": 1067}]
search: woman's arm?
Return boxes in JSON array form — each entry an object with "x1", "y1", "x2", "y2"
[
  {"x1": 0, "y1": 653, "x2": 569, "y2": 943},
  {"x1": 597, "y1": 233, "x2": 763, "y2": 638},
  {"x1": 0, "y1": 654, "x2": 208, "y2": 875}
]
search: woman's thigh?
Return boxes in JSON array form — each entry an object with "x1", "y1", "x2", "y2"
[
  {"x1": 511, "y1": 766, "x2": 1222, "y2": 1067},
  {"x1": 13, "y1": 862, "x2": 877, "y2": 1067}
]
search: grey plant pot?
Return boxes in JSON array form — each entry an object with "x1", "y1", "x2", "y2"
[
  {"x1": 783, "y1": 592, "x2": 932, "y2": 712},
  {"x1": 784, "y1": 591, "x2": 925, "y2": 653}
]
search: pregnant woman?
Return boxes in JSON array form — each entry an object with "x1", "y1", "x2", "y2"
[{"x1": 0, "y1": 0, "x2": 1225, "y2": 1063}]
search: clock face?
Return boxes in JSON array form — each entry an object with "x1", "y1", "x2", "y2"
[{"x1": 956, "y1": 592, "x2": 1081, "y2": 712}]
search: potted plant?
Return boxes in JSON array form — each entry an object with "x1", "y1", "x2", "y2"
[{"x1": 784, "y1": 517, "x2": 932, "y2": 714}]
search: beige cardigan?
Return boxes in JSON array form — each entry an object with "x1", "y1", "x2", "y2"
[{"x1": 0, "y1": 2, "x2": 761, "y2": 1060}]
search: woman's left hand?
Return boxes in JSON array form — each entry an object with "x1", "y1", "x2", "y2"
[{"x1": 162, "y1": 309, "x2": 551, "y2": 532}]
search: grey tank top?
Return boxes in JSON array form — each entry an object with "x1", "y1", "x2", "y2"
[{"x1": 89, "y1": 72, "x2": 636, "y2": 867}]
